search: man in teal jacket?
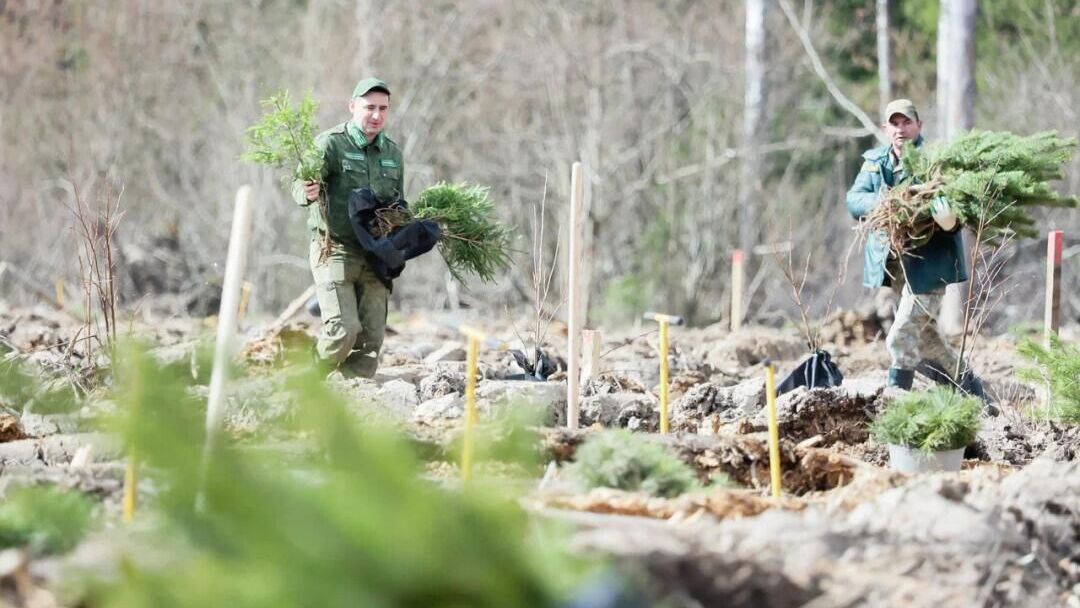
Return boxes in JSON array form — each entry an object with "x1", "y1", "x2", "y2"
[{"x1": 846, "y1": 99, "x2": 967, "y2": 390}]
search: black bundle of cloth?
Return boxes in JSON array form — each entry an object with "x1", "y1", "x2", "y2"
[
  {"x1": 777, "y1": 349, "x2": 843, "y2": 396},
  {"x1": 347, "y1": 188, "x2": 440, "y2": 289}
]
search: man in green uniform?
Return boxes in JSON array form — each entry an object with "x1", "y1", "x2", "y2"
[
  {"x1": 846, "y1": 99, "x2": 968, "y2": 390},
  {"x1": 293, "y1": 77, "x2": 404, "y2": 378}
]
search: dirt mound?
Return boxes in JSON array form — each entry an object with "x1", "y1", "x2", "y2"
[
  {"x1": 670, "y1": 379, "x2": 764, "y2": 433},
  {"x1": 973, "y1": 417, "x2": 1080, "y2": 465},
  {"x1": 764, "y1": 382, "x2": 889, "y2": 446},
  {"x1": 701, "y1": 328, "x2": 805, "y2": 369},
  {"x1": 818, "y1": 307, "x2": 886, "y2": 347},
  {"x1": 582, "y1": 372, "x2": 647, "y2": 397}
]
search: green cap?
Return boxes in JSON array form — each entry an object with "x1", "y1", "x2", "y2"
[
  {"x1": 883, "y1": 98, "x2": 918, "y2": 122},
  {"x1": 352, "y1": 77, "x2": 390, "y2": 99}
]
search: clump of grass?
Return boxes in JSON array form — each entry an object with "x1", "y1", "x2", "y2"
[
  {"x1": 872, "y1": 388, "x2": 982, "y2": 452},
  {"x1": 566, "y1": 430, "x2": 697, "y2": 498},
  {"x1": 1017, "y1": 335, "x2": 1080, "y2": 424},
  {"x1": 0, "y1": 485, "x2": 96, "y2": 555},
  {"x1": 411, "y1": 182, "x2": 513, "y2": 284}
]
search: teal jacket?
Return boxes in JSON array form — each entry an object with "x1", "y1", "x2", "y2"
[{"x1": 846, "y1": 138, "x2": 968, "y2": 294}]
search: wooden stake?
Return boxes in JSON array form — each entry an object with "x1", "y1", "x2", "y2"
[
  {"x1": 238, "y1": 281, "x2": 252, "y2": 323},
  {"x1": 200, "y1": 185, "x2": 255, "y2": 491},
  {"x1": 1045, "y1": 230, "x2": 1063, "y2": 347},
  {"x1": 730, "y1": 249, "x2": 745, "y2": 332},
  {"x1": 582, "y1": 329, "x2": 601, "y2": 382},
  {"x1": 567, "y1": 162, "x2": 584, "y2": 429},
  {"x1": 461, "y1": 332, "x2": 480, "y2": 483}
]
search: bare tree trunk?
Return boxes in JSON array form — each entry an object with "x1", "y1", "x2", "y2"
[
  {"x1": 739, "y1": 0, "x2": 767, "y2": 257},
  {"x1": 875, "y1": 0, "x2": 892, "y2": 115},
  {"x1": 937, "y1": 0, "x2": 977, "y2": 336}
]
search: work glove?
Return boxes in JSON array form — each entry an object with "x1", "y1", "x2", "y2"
[{"x1": 930, "y1": 196, "x2": 958, "y2": 231}]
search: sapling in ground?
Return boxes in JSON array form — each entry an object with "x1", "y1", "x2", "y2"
[
  {"x1": 565, "y1": 429, "x2": 699, "y2": 498},
  {"x1": 1017, "y1": 335, "x2": 1080, "y2": 424}
]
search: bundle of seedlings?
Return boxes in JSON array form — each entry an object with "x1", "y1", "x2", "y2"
[
  {"x1": 373, "y1": 182, "x2": 513, "y2": 283},
  {"x1": 867, "y1": 130, "x2": 1078, "y2": 252},
  {"x1": 565, "y1": 430, "x2": 700, "y2": 498},
  {"x1": 242, "y1": 90, "x2": 512, "y2": 282},
  {"x1": 1017, "y1": 335, "x2": 1080, "y2": 424},
  {"x1": 241, "y1": 90, "x2": 328, "y2": 254},
  {"x1": 871, "y1": 387, "x2": 981, "y2": 453}
]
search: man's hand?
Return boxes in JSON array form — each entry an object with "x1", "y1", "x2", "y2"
[
  {"x1": 304, "y1": 181, "x2": 321, "y2": 202},
  {"x1": 931, "y1": 197, "x2": 958, "y2": 231}
]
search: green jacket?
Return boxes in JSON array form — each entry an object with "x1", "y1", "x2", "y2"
[
  {"x1": 846, "y1": 138, "x2": 968, "y2": 294},
  {"x1": 292, "y1": 121, "x2": 405, "y2": 251}
]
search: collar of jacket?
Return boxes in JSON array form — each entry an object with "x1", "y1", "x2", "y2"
[{"x1": 346, "y1": 121, "x2": 384, "y2": 150}]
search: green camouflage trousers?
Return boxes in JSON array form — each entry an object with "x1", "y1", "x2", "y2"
[
  {"x1": 309, "y1": 239, "x2": 389, "y2": 378},
  {"x1": 885, "y1": 278, "x2": 958, "y2": 372}
]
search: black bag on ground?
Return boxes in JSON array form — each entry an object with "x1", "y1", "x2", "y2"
[
  {"x1": 509, "y1": 348, "x2": 564, "y2": 381},
  {"x1": 777, "y1": 349, "x2": 843, "y2": 396}
]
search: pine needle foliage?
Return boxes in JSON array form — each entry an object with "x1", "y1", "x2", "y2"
[
  {"x1": 412, "y1": 182, "x2": 513, "y2": 283},
  {"x1": 872, "y1": 388, "x2": 982, "y2": 452},
  {"x1": 240, "y1": 90, "x2": 323, "y2": 185},
  {"x1": 868, "y1": 130, "x2": 1077, "y2": 252},
  {"x1": 0, "y1": 485, "x2": 96, "y2": 556},
  {"x1": 87, "y1": 343, "x2": 582, "y2": 608},
  {"x1": 1017, "y1": 335, "x2": 1080, "y2": 424},
  {"x1": 566, "y1": 430, "x2": 697, "y2": 498}
]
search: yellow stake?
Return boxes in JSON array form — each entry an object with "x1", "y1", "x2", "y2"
[
  {"x1": 658, "y1": 319, "x2": 670, "y2": 434},
  {"x1": 238, "y1": 281, "x2": 252, "y2": 322},
  {"x1": 123, "y1": 456, "x2": 137, "y2": 522},
  {"x1": 55, "y1": 279, "x2": 65, "y2": 307},
  {"x1": 764, "y1": 359, "x2": 782, "y2": 498},
  {"x1": 642, "y1": 312, "x2": 684, "y2": 435},
  {"x1": 460, "y1": 326, "x2": 483, "y2": 484}
]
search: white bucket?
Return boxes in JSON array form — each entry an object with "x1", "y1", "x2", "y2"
[{"x1": 887, "y1": 444, "x2": 965, "y2": 473}]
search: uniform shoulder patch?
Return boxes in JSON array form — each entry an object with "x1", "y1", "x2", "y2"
[
  {"x1": 343, "y1": 151, "x2": 365, "y2": 161},
  {"x1": 861, "y1": 161, "x2": 880, "y2": 173}
]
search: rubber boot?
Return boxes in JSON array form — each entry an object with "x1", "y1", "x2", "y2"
[{"x1": 887, "y1": 367, "x2": 915, "y2": 390}]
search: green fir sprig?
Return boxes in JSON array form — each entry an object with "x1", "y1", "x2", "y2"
[
  {"x1": 868, "y1": 130, "x2": 1078, "y2": 252},
  {"x1": 412, "y1": 182, "x2": 514, "y2": 284},
  {"x1": 241, "y1": 90, "x2": 323, "y2": 185}
]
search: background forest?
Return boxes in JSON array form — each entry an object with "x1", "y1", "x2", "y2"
[{"x1": 1, "y1": 0, "x2": 1077, "y2": 330}]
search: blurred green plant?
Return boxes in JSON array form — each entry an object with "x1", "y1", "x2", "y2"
[
  {"x1": 872, "y1": 388, "x2": 982, "y2": 452},
  {"x1": 566, "y1": 430, "x2": 698, "y2": 498},
  {"x1": 83, "y1": 342, "x2": 585, "y2": 608},
  {"x1": 0, "y1": 352, "x2": 81, "y2": 415},
  {"x1": 598, "y1": 275, "x2": 650, "y2": 327},
  {"x1": 0, "y1": 485, "x2": 96, "y2": 555},
  {"x1": 1017, "y1": 335, "x2": 1080, "y2": 424}
]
